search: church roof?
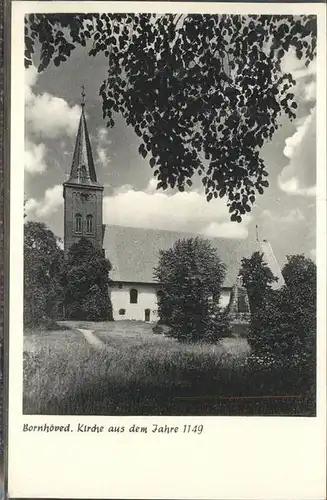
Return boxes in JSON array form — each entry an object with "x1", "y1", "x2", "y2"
[
  {"x1": 103, "y1": 224, "x2": 256, "y2": 287},
  {"x1": 65, "y1": 108, "x2": 102, "y2": 188}
]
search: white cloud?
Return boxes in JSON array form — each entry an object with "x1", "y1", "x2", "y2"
[
  {"x1": 201, "y1": 221, "x2": 249, "y2": 239},
  {"x1": 146, "y1": 178, "x2": 158, "y2": 193},
  {"x1": 280, "y1": 46, "x2": 316, "y2": 110},
  {"x1": 278, "y1": 178, "x2": 316, "y2": 197},
  {"x1": 281, "y1": 48, "x2": 316, "y2": 81},
  {"x1": 95, "y1": 127, "x2": 112, "y2": 167},
  {"x1": 26, "y1": 92, "x2": 81, "y2": 139},
  {"x1": 98, "y1": 127, "x2": 109, "y2": 142},
  {"x1": 25, "y1": 65, "x2": 81, "y2": 177},
  {"x1": 304, "y1": 80, "x2": 316, "y2": 102},
  {"x1": 278, "y1": 49, "x2": 316, "y2": 196},
  {"x1": 283, "y1": 111, "x2": 314, "y2": 158},
  {"x1": 282, "y1": 208, "x2": 305, "y2": 223},
  {"x1": 262, "y1": 208, "x2": 305, "y2": 223},
  {"x1": 103, "y1": 183, "x2": 252, "y2": 239},
  {"x1": 25, "y1": 64, "x2": 81, "y2": 139},
  {"x1": 26, "y1": 184, "x2": 63, "y2": 218},
  {"x1": 25, "y1": 65, "x2": 38, "y2": 103},
  {"x1": 278, "y1": 107, "x2": 316, "y2": 196},
  {"x1": 24, "y1": 138, "x2": 48, "y2": 174},
  {"x1": 281, "y1": 47, "x2": 304, "y2": 73}
]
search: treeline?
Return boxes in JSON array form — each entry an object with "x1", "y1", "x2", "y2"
[
  {"x1": 25, "y1": 221, "x2": 316, "y2": 374},
  {"x1": 154, "y1": 238, "x2": 316, "y2": 410},
  {"x1": 155, "y1": 238, "x2": 316, "y2": 391},
  {"x1": 24, "y1": 221, "x2": 112, "y2": 328}
]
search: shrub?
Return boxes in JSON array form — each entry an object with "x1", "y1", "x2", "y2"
[
  {"x1": 244, "y1": 350, "x2": 315, "y2": 402},
  {"x1": 204, "y1": 305, "x2": 232, "y2": 342}
]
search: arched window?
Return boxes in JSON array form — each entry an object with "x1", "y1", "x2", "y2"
[
  {"x1": 75, "y1": 213, "x2": 82, "y2": 233},
  {"x1": 130, "y1": 288, "x2": 138, "y2": 304},
  {"x1": 86, "y1": 214, "x2": 94, "y2": 234}
]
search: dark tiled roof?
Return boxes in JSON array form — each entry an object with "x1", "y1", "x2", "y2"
[{"x1": 103, "y1": 224, "x2": 256, "y2": 287}]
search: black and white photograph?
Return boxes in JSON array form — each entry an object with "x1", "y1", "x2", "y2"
[
  {"x1": 5, "y1": 2, "x2": 326, "y2": 499},
  {"x1": 22, "y1": 9, "x2": 319, "y2": 417}
]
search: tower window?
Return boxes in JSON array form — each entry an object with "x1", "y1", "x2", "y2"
[
  {"x1": 86, "y1": 214, "x2": 94, "y2": 234},
  {"x1": 130, "y1": 289, "x2": 138, "y2": 304},
  {"x1": 75, "y1": 213, "x2": 82, "y2": 233}
]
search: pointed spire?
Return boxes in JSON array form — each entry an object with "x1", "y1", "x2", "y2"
[
  {"x1": 66, "y1": 87, "x2": 101, "y2": 187},
  {"x1": 81, "y1": 85, "x2": 86, "y2": 108},
  {"x1": 255, "y1": 224, "x2": 259, "y2": 243}
]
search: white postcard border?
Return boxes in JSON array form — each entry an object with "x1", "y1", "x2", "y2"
[{"x1": 8, "y1": 2, "x2": 327, "y2": 499}]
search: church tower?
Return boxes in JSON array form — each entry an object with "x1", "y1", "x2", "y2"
[{"x1": 63, "y1": 89, "x2": 104, "y2": 256}]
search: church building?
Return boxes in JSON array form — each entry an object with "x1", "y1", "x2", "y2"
[{"x1": 63, "y1": 101, "x2": 254, "y2": 323}]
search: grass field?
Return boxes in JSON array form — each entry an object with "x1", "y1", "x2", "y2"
[{"x1": 23, "y1": 321, "x2": 315, "y2": 416}]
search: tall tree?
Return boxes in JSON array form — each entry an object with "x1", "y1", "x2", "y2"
[
  {"x1": 239, "y1": 251, "x2": 277, "y2": 313},
  {"x1": 242, "y1": 253, "x2": 316, "y2": 357},
  {"x1": 154, "y1": 237, "x2": 226, "y2": 341},
  {"x1": 280, "y1": 254, "x2": 316, "y2": 354},
  {"x1": 25, "y1": 14, "x2": 316, "y2": 220},
  {"x1": 239, "y1": 251, "x2": 277, "y2": 353},
  {"x1": 282, "y1": 253, "x2": 316, "y2": 291},
  {"x1": 24, "y1": 221, "x2": 63, "y2": 326},
  {"x1": 62, "y1": 238, "x2": 113, "y2": 321}
]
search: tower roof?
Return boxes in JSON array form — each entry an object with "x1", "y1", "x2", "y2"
[
  {"x1": 65, "y1": 105, "x2": 102, "y2": 188},
  {"x1": 259, "y1": 239, "x2": 285, "y2": 290}
]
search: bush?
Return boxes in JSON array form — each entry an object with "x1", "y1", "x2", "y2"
[
  {"x1": 244, "y1": 350, "x2": 315, "y2": 403},
  {"x1": 65, "y1": 286, "x2": 112, "y2": 321},
  {"x1": 204, "y1": 305, "x2": 232, "y2": 342},
  {"x1": 249, "y1": 289, "x2": 315, "y2": 359}
]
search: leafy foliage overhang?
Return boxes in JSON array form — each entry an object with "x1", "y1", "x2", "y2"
[{"x1": 25, "y1": 13, "x2": 317, "y2": 221}]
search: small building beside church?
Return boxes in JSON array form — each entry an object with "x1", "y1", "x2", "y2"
[{"x1": 63, "y1": 102, "x2": 253, "y2": 323}]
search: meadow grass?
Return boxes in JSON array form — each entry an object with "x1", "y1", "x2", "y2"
[{"x1": 23, "y1": 322, "x2": 315, "y2": 416}]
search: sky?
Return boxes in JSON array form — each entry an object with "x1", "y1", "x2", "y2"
[{"x1": 24, "y1": 20, "x2": 317, "y2": 268}]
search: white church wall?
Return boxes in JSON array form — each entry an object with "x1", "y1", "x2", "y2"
[
  {"x1": 220, "y1": 289, "x2": 231, "y2": 308},
  {"x1": 109, "y1": 283, "x2": 160, "y2": 322},
  {"x1": 110, "y1": 283, "x2": 232, "y2": 322}
]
